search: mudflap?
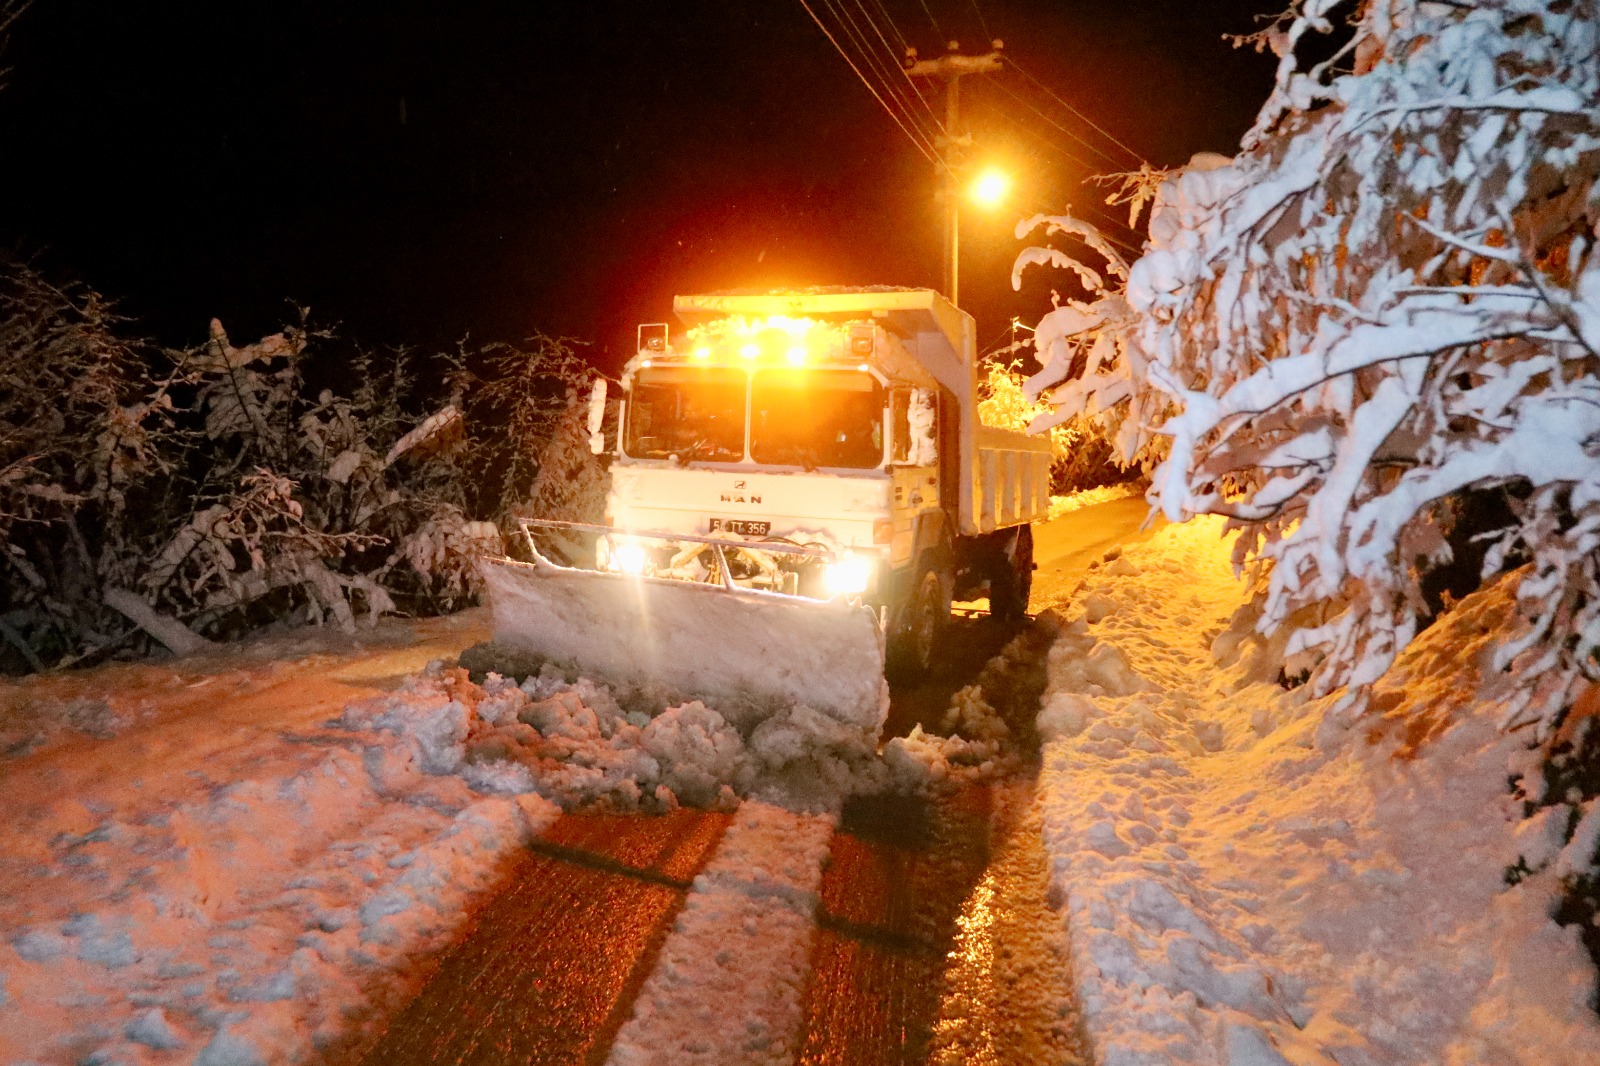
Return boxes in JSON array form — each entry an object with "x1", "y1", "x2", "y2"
[{"x1": 479, "y1": 555, "x2": 888, "y2": 733}]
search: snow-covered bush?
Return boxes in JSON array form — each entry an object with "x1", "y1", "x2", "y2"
[
  {"x1": 1022, "y1": 0, "x2": 1600, "y2": 735},
  {"x1": 453, "y1": 334, "x2": 607, "y2": 565},
  {"x1": 462, "y1": 334, "x2": 592, "y2": 512},
  {"x1": 0, "y1": 269, "x2": 594, "y2": 670},
  {"x1": 978, "y1": 357, "x2": 1127, "y2": 492},
  {"x1": 515, "y1": 385, "x2": 610, "y2": 564},
  {"x1": 0, "y1": 264, "x2": 166, "y2": 668},
  {"x1": 136, "y1": 319, "x2": 472, "y2": 632}
]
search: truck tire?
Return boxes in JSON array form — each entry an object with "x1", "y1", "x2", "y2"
[
  {"x1": 889, "y1": 566, "x2": 951, "y2": 677},
  {"x1": 989, "y1": 525, "x2": 1035, "y2": 622}
]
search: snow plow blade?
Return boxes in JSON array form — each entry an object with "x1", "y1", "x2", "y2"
[{"x1": 479, "y1": 554, "x2": 887, "y2": 732}]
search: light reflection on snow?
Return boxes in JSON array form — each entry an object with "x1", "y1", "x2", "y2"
[{"x1": 929, "y1": 791, "x2": 1089, "y2": 1066}]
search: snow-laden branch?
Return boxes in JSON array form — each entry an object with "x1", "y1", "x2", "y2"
[{"x1": 1018, "y1": 0, "x2": 1600, "y2": 736}]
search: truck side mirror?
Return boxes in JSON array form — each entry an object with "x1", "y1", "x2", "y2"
[
  {"x1": 587, "y1": 378, "x2": 608, "y2": 455},
  {"x1": 907, "y1": 388, "x2": 937, "y2": 466},
  {"x1": 890, "y1": 388, "x2": 937, "y2": 467}
]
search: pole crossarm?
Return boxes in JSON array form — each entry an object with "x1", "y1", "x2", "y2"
[{"x1": 905, "y1": 51, "x2": 1003, "y2": 79}]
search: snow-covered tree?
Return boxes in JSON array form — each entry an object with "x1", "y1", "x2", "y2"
[
  {"x1": 1022, "y1": 0, "x2": 1600, "y2": 735},
  {"x1": 1013, "y1": 210, "x2": 1165, "y2": 480},
  {"x1": 0, "y1": 269, "x2": 593, "y2": 670}
]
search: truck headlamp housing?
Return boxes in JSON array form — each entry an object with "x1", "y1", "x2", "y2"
[
  {"x1": 824, "y1": 554, "x2": 873, "y2": 597},
  {"x1": 612, "y1": 542, "x2": 649, "y2": 575}
]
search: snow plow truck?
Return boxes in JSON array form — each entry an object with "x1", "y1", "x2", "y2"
[{"x1": 480, "y1": 287, "x2": 1052, "y2": 734}]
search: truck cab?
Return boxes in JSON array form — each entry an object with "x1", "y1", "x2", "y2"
[{"x1": 596, "y1": 287, "x2": 1052, "y2": 672}]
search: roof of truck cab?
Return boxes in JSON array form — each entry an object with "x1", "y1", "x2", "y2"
[{"x1": 672, "y1": 287, "x2": 971, "y2": 359}]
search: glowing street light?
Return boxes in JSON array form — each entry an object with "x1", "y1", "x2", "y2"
[{"x1": 970, "y1": 168, "x2": 1010, "y2": 208}]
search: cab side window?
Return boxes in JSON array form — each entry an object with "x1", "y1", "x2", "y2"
[{"x1": 890, "y1": 390, "x2": 912, "y2": 464}]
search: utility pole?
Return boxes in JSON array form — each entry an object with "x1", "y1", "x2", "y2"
[{"x1": 906, "y1": 40, "x2": 1003, "y2": 310}]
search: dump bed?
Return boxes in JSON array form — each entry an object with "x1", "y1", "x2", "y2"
[
  {"x1": 974, "y1": 425, "x2": 1053, "y2": 533},
  {"x1": 672, "y1": 287, "x2": 1052, "y2": 536}
]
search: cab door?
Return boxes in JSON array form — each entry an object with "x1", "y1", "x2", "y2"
[{"x1": 888, "y1": 388, "x2": 940, "y2": 570}]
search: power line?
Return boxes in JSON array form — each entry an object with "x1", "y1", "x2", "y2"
[
  {"x1": 866, "y1": 0, "x2": 913, "y2": 54},
  {"x1": 966, "y1": 0, "x2": 991, "y2": 41},
  {"x1": 856, "y1": 0, "x2": 941, "y2": 121},
  {"x1": 1007, "y1": 58, "x2": 1147, "y2": 167},
  {"x1": 826, "y1": 0, "x2": 941, "y2": 142},
  {"x1": 990, "y1": 76, "x2": 1128, "y2": 170},
  {"x1": 798, "y1": 0, "x2": 943, "y2": 165},
  {"x1": 914, "y1": 0, "x2": 944, "y2": 40},
  {"x1": 864, "y1": 0, "x2": 936, "y2": 119},
  {"x1": 799, "y1": 2, "x2": 1147, "y2": 285},
  {"x1": 813, "y1": 0, "x2": 947, "y2": 158}
]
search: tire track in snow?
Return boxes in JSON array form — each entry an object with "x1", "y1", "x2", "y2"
[
  {"x1": 604, "y1": 800, "x2": 837, "y2": 1066},
  {"x1": 796, "y1": 791, "x2": 992, "y2": 1064},
  {"x1": 337, "y1": 808, "x2": 730, "y2": 1066}
]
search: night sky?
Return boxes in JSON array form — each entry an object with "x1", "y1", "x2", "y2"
[{"x1": 0, "y1": 0, "x2": 1279, "y2": 373}]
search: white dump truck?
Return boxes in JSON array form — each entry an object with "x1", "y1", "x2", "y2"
[{"x1": 481, "y1": 286, "x2": 1052, "y2": 731}]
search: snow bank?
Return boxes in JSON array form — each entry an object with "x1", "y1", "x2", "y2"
[
  {"x1": 1036, "y1": 518, "x2": 1600, "y2": 1066},
  {"x1": 0, "y1": 664, "x2": 559, "y2": 1065},
  {"x1": 1048, "y1": 481, "x2": 1144, "y2": 520}
]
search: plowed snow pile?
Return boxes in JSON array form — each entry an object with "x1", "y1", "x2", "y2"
[
  {"x1": 346, "y1": 660, "x2": 1019, "y2": 816},
  {"x1": 0, "y1": 618, "x2": 1015, "y2": 1064},
  {"x1": 1037, "y1": 518, "x2": 1600, "y2": 1066}
]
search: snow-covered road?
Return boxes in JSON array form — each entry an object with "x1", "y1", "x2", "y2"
[
  {"x1": 883, "y1": 492, "x2": 1158, "y2": 740},
  {"x1": 339, "y1": 498, "x2": 1150, "y2": 1066},
  {"x1": 0, "y1": 497, "x2": 1144, "y2": 1066},
  {"x1": 12, "y1": 493, "x2": 1596, "y2": 1065}
]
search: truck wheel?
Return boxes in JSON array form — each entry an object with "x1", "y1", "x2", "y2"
[
  {"x1": 989, "y1": 525, "x2": 1035, "y2": 622},
  {"x1": 889, "y1": 567, "x2": 950, "y2": 677}
]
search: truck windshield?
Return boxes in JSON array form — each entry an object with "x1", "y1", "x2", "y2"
[
  {"x1": 625, "y1": 366, "x2": 747, "y2": 461},
  {"x1": 750, "y1": 369, "x2": 884, "y2": 469}
]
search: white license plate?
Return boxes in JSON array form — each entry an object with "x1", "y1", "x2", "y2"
[{"x1": 709, "y1": 518, "x2": 770, "y2": 536}]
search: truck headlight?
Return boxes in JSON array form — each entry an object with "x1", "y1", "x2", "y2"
[
  {"x1": 824, "y1": 554, "x2": 873, "y2": 597},
  {"x1": 613, "y1": 542, "x2": 649, "y2": 575}
]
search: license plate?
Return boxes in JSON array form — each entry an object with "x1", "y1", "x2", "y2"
[{"x1": 709, "y1": 518, "x2": 769, "y2": 536}]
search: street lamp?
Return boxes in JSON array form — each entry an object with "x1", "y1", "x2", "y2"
[
  {"x1": 970, "y1": 167, "x2": 1011, "y2": 209},
  {"x1": 941, "y1": 164, "x2": 1012, "y2": 312}
]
